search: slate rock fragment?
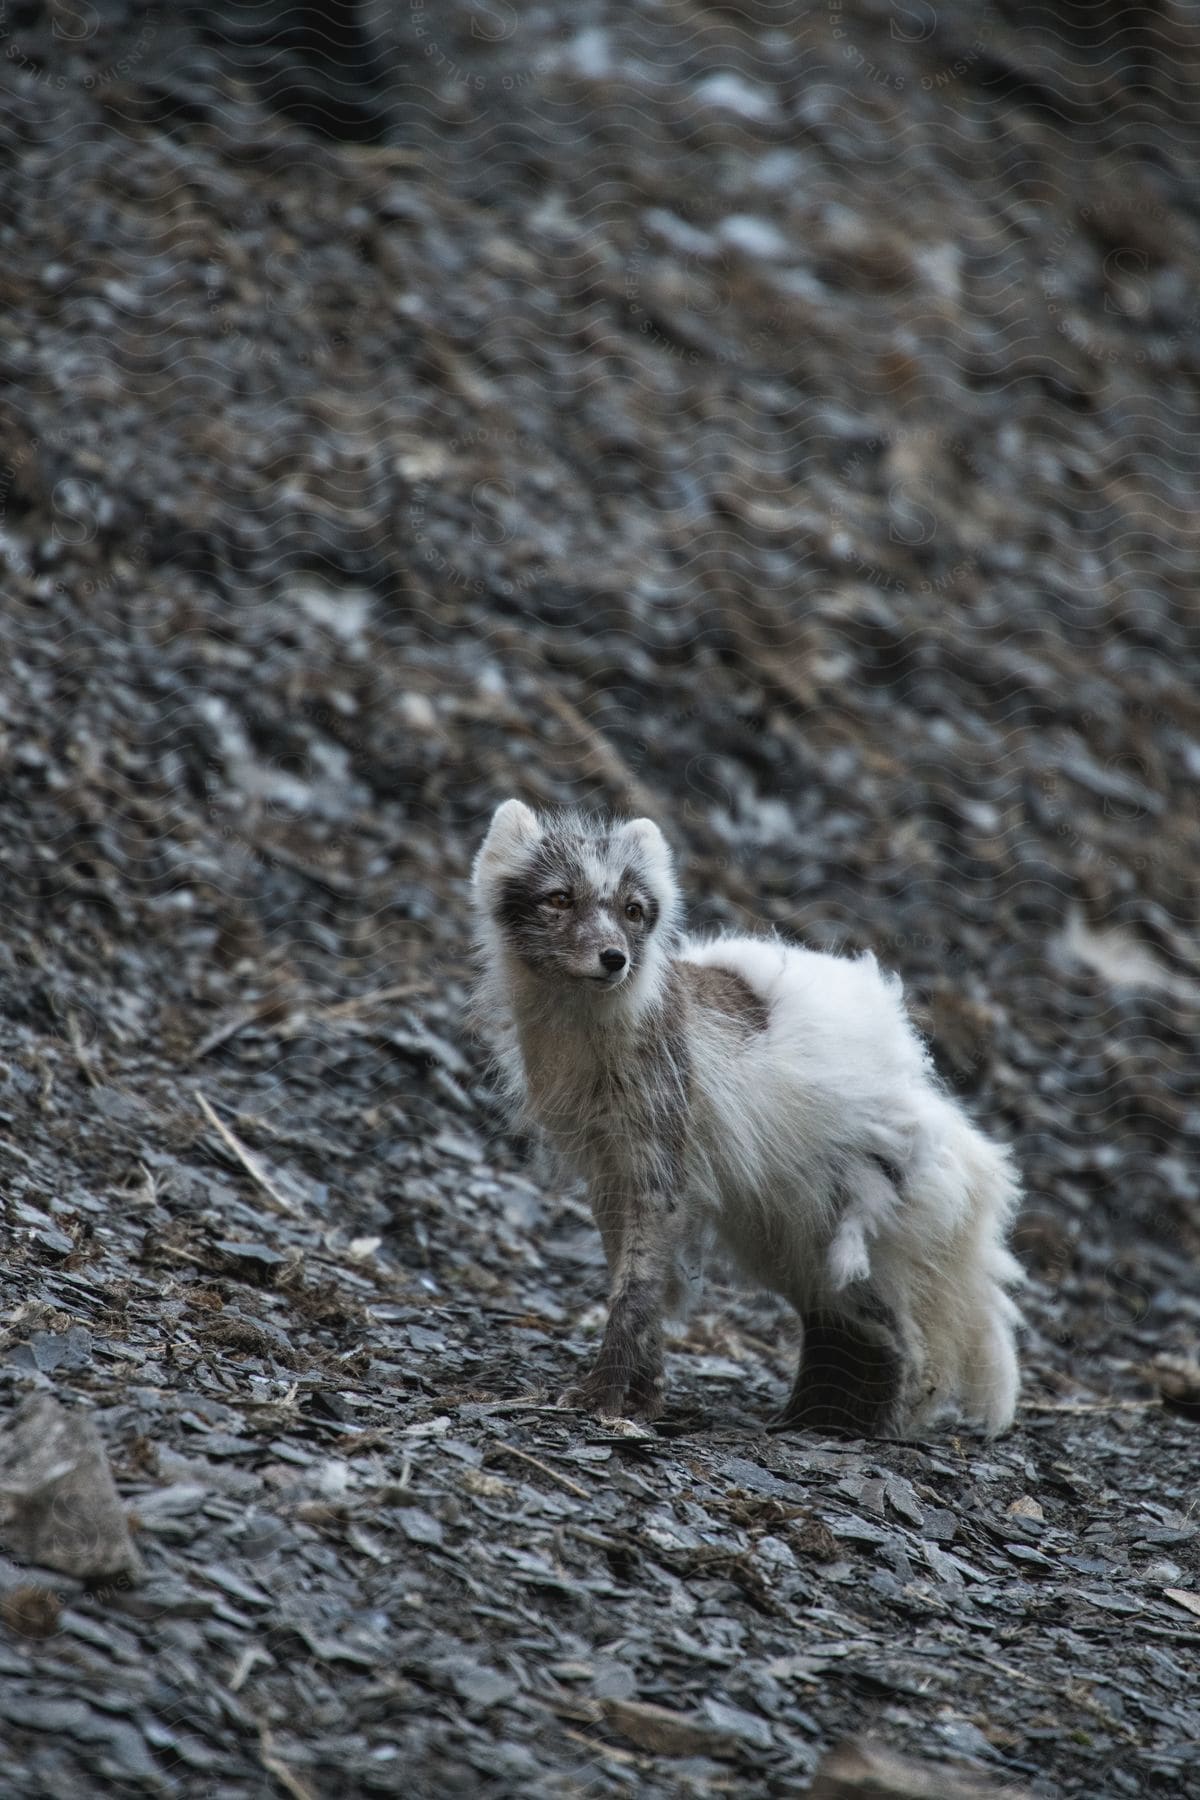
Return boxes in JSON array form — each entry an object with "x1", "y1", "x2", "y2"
[
  {"x1": 599, "y1": 1698, "x2": 736, "y2": 1759},
  {"x1": 0, "y1": 1395, "x2": 144, "y2": 1581},
  {"x1": 1149, "y1": 1355, "x2": 1200, "y2": 1422},
  {"x1": 0, "y1": 1584, "x2": 62, "y2": 1639},
  {"x1": 810, "y1": 1736, "x2": 1034, "y2": 1798}
]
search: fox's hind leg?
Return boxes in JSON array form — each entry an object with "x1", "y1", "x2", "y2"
[{"x1": 774, "y1": 1291, "x2": 917, "y2": 1437}]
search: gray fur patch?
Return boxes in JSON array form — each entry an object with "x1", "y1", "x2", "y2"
[{"x1": 679, "y1": 962, "x2": 770, "y2": 1035}]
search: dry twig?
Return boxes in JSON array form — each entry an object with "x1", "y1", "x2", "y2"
[
  {"x1": 488, "y1": 1443, "x2": 590, "y2": 1500},
  {"x1": 256, "y1": 1726, "x2": 317, "y2": 1800},
  {"x1": 194, "y1": 1091, "x2": 299, "y2": 1217}
]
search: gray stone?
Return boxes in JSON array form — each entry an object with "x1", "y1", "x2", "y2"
[{"x1": 0, "y1": 1396, "x2": 143, "y2": 1581}]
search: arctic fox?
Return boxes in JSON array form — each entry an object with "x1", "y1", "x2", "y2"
[{"x1": 471, "y1": 800, "x2": 1023, "y2": 1437}]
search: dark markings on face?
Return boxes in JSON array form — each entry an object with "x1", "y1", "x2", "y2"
[
  {"x1": 493, "y1": 834, "x2": 661, "y2": 980},
  {"x1": 622, "y1": 864, "x2": 659, "y2": 934},
  {"x1": 679, "y1": 962, "x2": 769, "y2": 1035},
  {"x1": 494, "y1": 843, "x2": 584, "y2": 932}
]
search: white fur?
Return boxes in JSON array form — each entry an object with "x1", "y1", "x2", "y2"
[
  {"x1": 676, "y1": 933, "x2": 1023, "y2": 1434},
  {"x1": 618, "y1": 816, "x2": 675, "y2": 891},
  {"x1": 472, "y1": 803, "x2": 1023, "y2": 1436},
  {"x1": 475, "y1": 799, "x2": 540, "y2": 876}
]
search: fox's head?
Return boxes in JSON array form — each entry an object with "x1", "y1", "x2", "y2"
[{"x1": 472, "y1": 801, "x2": 681, "y2": 995}]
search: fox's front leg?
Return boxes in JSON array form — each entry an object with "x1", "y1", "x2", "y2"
[
  {"x1": 563, "y1": 1156, "x2": 684, "y2": 1421},
  {"x1": 562, "y1": 1227, "x2": 670, "y2": 1419},
  {"x1": 559, "y1": 1042, "x2": 690, "y2": 1420}
]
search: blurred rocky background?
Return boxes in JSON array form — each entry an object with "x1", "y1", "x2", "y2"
[{"x1": 0, "y1": 2, "x2": 1198, "y2": 1795}]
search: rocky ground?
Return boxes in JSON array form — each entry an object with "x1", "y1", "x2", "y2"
[{"x1": 1, "y1": 2, "x2": 1199, "y2": 1795}]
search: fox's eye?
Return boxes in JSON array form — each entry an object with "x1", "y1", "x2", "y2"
[
  {"x1": 543, "y1": 891, "x2": 573, "y2": 911},
  {"x1": 625, "y1": 900, "x2": 644, "y2": 923}
]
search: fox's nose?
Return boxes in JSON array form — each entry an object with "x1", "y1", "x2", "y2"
[{"x1": 599, "y1": 948, "x2": 627, "y2": 973}]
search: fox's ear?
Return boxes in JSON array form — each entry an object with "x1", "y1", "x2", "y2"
[
  {"x1": 473, "y1": 799, "x2": 541, "y2": 888},
  {"x1": 619, "y1": 816, "x2": 672, "y2": 884}
]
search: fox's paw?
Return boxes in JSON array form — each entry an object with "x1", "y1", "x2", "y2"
[{"x1": 558, "y1": 1365, "x2": 664, "y2": 1422}]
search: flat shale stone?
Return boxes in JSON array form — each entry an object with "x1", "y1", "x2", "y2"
[
  {"x1": 810, "y1": 1737, "x2": 1034, "y2": 1798},
  {"x1": 0, "y1": 1396, "x2": 144, "y2": 1582}
]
